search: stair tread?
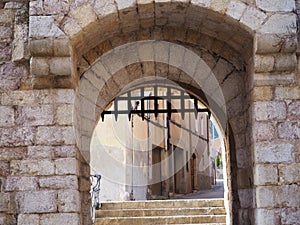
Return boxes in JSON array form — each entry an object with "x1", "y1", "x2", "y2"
[{"x1": 97, "y1": 215, "x2": 226, "y2": 219}]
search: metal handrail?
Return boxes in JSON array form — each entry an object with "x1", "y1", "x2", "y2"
[{"x1": 90, "y1": 174, "x2": 101, "y2": 224}]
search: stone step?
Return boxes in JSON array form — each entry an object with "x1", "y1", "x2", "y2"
[
  {"x1": 97, "y1": 207, "x2": 226, "y2": 217},
  {"x1": 100, "y1": 199, "x2": 224, "y2": 210},
  {"x1": 95, "y1": 215, "x2": 226, "y2": 225}
]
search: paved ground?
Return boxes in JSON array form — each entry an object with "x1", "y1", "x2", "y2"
[{"x1": 171, "y1": 179, "x2": 224, "y2": 199}]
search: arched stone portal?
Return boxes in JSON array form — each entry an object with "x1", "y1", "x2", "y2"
[{"x1": 0, "y1": 1, "x2": 297, "y2": 225}]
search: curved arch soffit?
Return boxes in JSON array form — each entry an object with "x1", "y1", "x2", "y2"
[{"x1": 76, "y1": 40, "x2": 227, "y2": 162}]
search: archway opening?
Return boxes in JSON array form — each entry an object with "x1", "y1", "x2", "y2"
[{"x1": 90, "y1": 80, "x2": 227, "y2": 202}]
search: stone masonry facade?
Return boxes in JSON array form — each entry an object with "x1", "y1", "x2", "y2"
[{"x1": 0, "y1": 0, "x2": 299, "y2": 225}]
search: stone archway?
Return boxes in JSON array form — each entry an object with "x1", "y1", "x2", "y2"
[
  {"x1": 22, "y1": 1, "x2": 298, "y2": 225},
  {"x1": 75, "y1": 39, "x2": 250, "y2": 224}
]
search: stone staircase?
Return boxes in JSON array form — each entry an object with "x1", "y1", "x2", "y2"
[{"x1": 95, "y1": 199, "x2": 226, "y2": 225}]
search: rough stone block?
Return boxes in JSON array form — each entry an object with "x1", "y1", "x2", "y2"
[
  {"x1": 209, "y1": 0, "x2": 228, "y2": 14},
  {"x1": 36, "y1": 126, "x2": 76, "y2": 145},
  {"x1": 0, "y1": 127, "x2": 36, "y2": 147},
  {"x1": 94, "y1": 0, "x2": 117, "y2": 18},
  {"x1": 275, "y1": 86, "x2": 300, "y2": 100},
  {"x1": 58, "y1": 189, "x2": 80, "y2": 212},
  {"x1": 0, "y1": 193, "x2": 10, "y2": 212},
  {"x1": 252, "y1": 86, "x2": 273, "y2": 101},
  {"x1": 40, "y1": 213, "x2": 80, "y2": 225},
  {"x1": 275, "y1": 54, "x2": 297, "y2": 72},
  {"x1": 226, "y1": 0, "x2": 247, "y2": 20},
  {"x1": 260, "y1": 13, "x2": 297, "y2": 34},
  {"x1": 277, "y1": 121, "x2": 300, "y2": 139},
  {"x1": 275, "y1": 185, "x2": 300, "y2": 207},
  {"x1": 116, "y1": 0, "x2": 136, "y2": 10},
  {"x1": 256, "y1": 186, "x2": 275, "y2": 208},
  {"x1": 39, "y1": 175, "x2": 78, "y2": 189},
  {"x1": 254, "y1": 55, "x2": 274, "y2": 72},
  {"x1": 53, "y1": 146, "x2": 77, "y2": 158},
  {"x1": 238, "y1": 189, "x2": 253, "y2": 208},
  {"x1": 53, "y1": 38, "x2": 70, "y2": 56},
  {"x1": 70, "y1": 4, "x2": 98, "y2": 28},
  {"x1": 253, "y1": 73, "x2": 295, "y2": 86},
  {"x1": 191, "y1": 0, "x2": 210, "y2": 7},
  {"x1": 43, "y1": 0, "x2": 69, "y2": 14},
  {"x1": 240, "y1": 6, "x2": 267, "y2": 31},
  {"x1": 49, "y1": 57, "x2": 71, "y2": 75},
  {"x1": 254, "y1": 164, "x2": 278, "y2": 185},
  {"x1": 30, "y1": 57, "x2": 49, "y2": 75},
  {"x1": 0, "y1": 106, "x2": 14, "y2": 127},
  {"x1": 253, "y1": 121, "x2": 275, "y2": 141},
  {"x1": 29, "y1": 38, "x2": 53, "y2": 56},
  {"x1": 281, "y1": 208, "x2": 300, "y2": 225},
  {"x1": 0, "y1": 9, "x2": 13, "y2": 25},
  {"x1": 254, "y1": 101, "x2": 286, "y2": 121},
  {"x1": 29, "y1": 16, "x2": 65, "y2": 38},
  {"x1": 0, "y1": 148, "x2": 27, "y2": 161},
  {"x1": 10, "y1": 159, "x2": 55, "y2": 176},
  {"x1": 288, "y1": 101, "x2": 300, "y2": 120},
  {"x1": 254, "y1": 141, "x2": 295, "y2": 163},
  {"x1": 17, "y1": 214, "x2": 39, "y2": 225},
  {"x1": 256, "y1": 0, "x2": 295, "y2": 12},
  {"x1": 28, "y1": 146, "x2": 53, "y2": 159},
  {"x1": 56, "y1": 104, "x2": 73, "y2": 126},
  {"x1": 16, "y1": 105, "x2": 54, "y2": 126},
  {"x1": 236, "y1": 148, "x2": 251, "y2": 168},
  {"x1": 6, "y1": 176, "x2": 38, "y2": 191},
  {"x1": 55, "y1": 158, "x2": 78, "y2": 175},
  {"x1": 279, "y1": 163, "x2": 300, "y2": 184},
  {"x1": 255, "y1": 209, "x2": 277, "y2": 225},
  {"x1": 16, "y1": 191, "x2": 57, "y2": 213}
]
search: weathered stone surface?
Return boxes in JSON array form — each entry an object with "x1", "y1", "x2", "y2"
[
  {"x1": 40, "y1": 213, "x2": 80, "y2": 225},
  {"x1": 279, "y1": 163, "x2": 300, "y2": 184},
  {"x1": 36, "y1": 126, "x2": 75, "y2": 145},
  {"x1": 0, "y1": 193, "x2": 10, "y2": 212},
  {"x1": 29, "y1": 16, "x2": 65, "y2": 38},
  {"x1": 58, "y1": 189, "x2": 80, "y2": 212},
  {"x1": 253, "y1": 73, "x2": 295, "y2": 86},
  {"x1": 5, "y1": 176, "x2": 38, "y2": 191},
  {"x1": 277, "y1": 121, "x2": 300, "y2": 139},
  {"x1": 252, "y1": 86, "x2": 273, "y2": 101},
  {"x1": 10, "y1": 159, "x2": 55, "y2": 175},
  {"x1": 254, "y1": 55, "x2": 274, "y2": 72},
  {"x1": 253, "y1": 121, "x2": 275, "y2": 141},
  {"x1": 29, "y1": 38, "x2": 53, "y2": 56},
  {"x1": 55, "y1": 158, "x2": 78, "y2": 175},
  {"x1": 0, "y1": 62, "x2": 29, "y2": 92},
  {"x1": 240, "y1": 6, "x2": 267, "y2": 31},
  {"x1": 254, "y1": 141, "x2": 295, "y2": 163},
  {"x1": 30, "y1": 57, "x2": 49, "y2": 75},
  {"x1": 288, "y1": 101, "x2": 300, "y2": 120},
  {"x1": 0, "y1": 127, "x2": 36, "y2": 147},
  {"x1": 275, "y1": 86, "x2": 300, "y2": 100},
  {"x1": 260, "y1": 13, "x2": 297, "y2": 34},
  {"x1": 254, "y1": 101, "x2": 286, "y2": 121},
  {"x1": 16, "y1": 191, "x2": 57, "y2": 213},
  {"x1": 39, "y1": 175, "x2": 78, "y2": 189},
  {"x1": 281, "y1": 208, "x2": 300, "y2": 225},
  {"x1": 0, "y1": 106, "x2": 14, "y2": 127},
  {"x1": 0, "y1": 148, "x2": 27, "y2": 161},
  {"x1": 255, "y1": 209, "x2": 277, "y2": 225},
  {"x1": 70, "y1": 4, "x2": 97, "y2": 28},
  {"x1": 53, "y1": 146, "x2": 77, "y2": 158},
  {"x1": 0, "y1": 9, "x2": 13, "y2": 25},
  {"x1": 275, "y1": 54, "x2": 297, "y2": 72},
  {"x1": 238, "y1": 189, "x2": 253, "y2": 208},
  {"x1": 17, "y1": 214, "x2": 39, "y2": 225},
  {"x1": 256, "y1": 0, "x2": 295, "y2": 12},
  {"x1": 16, "y1": 105, "x2": 54, "y2": 126},
  {"x1": 254, "y1": 164, "x2": 278, "y2": 185},
  {"x1": 49, "y1": 57, "x2": 71, "y2": 75},
  {"x1": 43, "y1": 0, "x2": 70, "y2": 15},
  {"x1": 28, "y1": 146, "x2": 53, "y2": 159},
  {"x1": 55, "y1": 104, "x2": 73, "y2": 125}
]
